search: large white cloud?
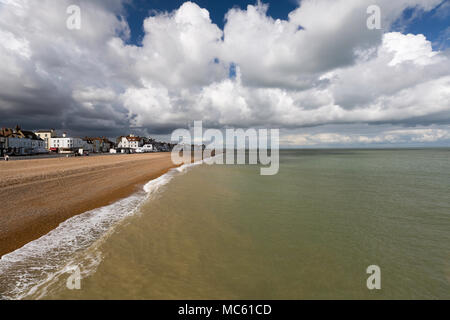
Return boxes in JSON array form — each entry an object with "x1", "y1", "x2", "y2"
[{"x1": 0, "y1": 0, "x2": 449, "y2": 145}]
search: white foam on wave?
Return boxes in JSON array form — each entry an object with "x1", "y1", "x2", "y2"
[{"x1": 0, "y1": 160, "x2": 206, "y2": 300}]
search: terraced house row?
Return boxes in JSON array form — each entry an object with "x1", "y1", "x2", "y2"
[
  {"x1": 0, "y1": 125, "x2": 46, "y2": 156},
  {"x1": 0, "y1": 126, "x2": 114, "y2": 156},
  {"x1": 1, "y1": 125, "x2": 175, "y2": 157}
]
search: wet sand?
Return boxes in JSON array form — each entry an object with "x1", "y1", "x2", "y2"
[{"x1": 0, "y1": 153, "x2": 177, "y2": 257}]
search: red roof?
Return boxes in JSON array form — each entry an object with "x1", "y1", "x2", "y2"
[{"x1": 126, "y1": 136, "x2": 141, "y2": 141}]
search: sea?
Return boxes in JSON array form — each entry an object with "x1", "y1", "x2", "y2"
[{"x1": 0, "y1": 149, "x2": 449, "y2": 299}]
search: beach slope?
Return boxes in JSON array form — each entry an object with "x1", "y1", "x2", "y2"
[{"x1": 0, "y1": 153, "x2": 176, "y2": 257}]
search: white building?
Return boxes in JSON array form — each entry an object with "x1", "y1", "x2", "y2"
[
  {"x1": 50, "y1": 133, "x2": 84, "y2": 151},
  {"x1": 117, "y1": 135, "x2": 144, "y2": 150}
]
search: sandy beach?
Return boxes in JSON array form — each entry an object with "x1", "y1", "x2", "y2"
[{"x1": 0, "y1": 153, "x2": 177, "y2": 257}]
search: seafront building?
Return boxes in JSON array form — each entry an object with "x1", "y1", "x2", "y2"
[
  {"x1": 101, "y1": 138, "x2": 115, "y2": 152},
  {"x1": 153, "y1": 142, "x2": 173, "y2": 152},
  {"x1": 48, "y1": 133, "x2": 115, "y2": 154},
  {"x1": 117, "y1": 134, "x2": 144, "y2": 150},
  {"x1": 0, "y1": 132, "x2": 6, "y2": 157},
  {"x1": 0, "y1": 126, "x2": 46, "y2": 155},
  {"x1": 100, "y1": 137, "x2": 115, "y2": 152},
  {"x1": 49, "y1": 133, "x2": 85, "y2": 152},
  {"x1": 81, "y1": 137, "x2": 95, "y2": 153},
  {"x1": 84, "y1": 137, "x2": 115, "y2": 153},
  {"x1": 35, "y1": 129, "x2": 57, "y2": 150}
]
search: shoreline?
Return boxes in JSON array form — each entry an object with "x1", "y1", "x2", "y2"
[{"x1": 0, "y1": 153, "x2": 179, "y2": 257}]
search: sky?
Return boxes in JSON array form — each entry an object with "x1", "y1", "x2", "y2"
[
  {"x1": 123, "y1": 0, "x2": 300, "y2": 44},
  {"x1": 0, "y1": 0, "x2": 449, "y2": 147}
]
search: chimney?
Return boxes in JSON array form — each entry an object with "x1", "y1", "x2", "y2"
[{"x1": 63, "y1": 132, "x2": 67, "y2": 138}]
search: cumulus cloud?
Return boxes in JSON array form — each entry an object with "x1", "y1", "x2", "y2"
[
  {"x1": 0, "y1": 0, "x2": 449, "y2": 145},
  {"x1": 137, "y1": 2, "x2": 226, "y2": 89},
  {"x1": 0, "y1": 0, "x2": 132, "y2": 135}
]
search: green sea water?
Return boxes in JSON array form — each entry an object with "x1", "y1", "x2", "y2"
[{"x1": 3, "y1": 149, "x2": 449, "y2": 299}]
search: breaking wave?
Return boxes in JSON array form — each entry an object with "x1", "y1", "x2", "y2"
[{"x1": 0, "y1": 160, "x2": 205, "y2": 300}]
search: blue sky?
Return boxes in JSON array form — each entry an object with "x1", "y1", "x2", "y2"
[
  {"x1": 124, "y1": 0, "x2": 300, "y2": 45},
  {"x1": 397, "y1": 0, "x2": 450, "y2": 49},
  {"x1": 124, "y1": 0, "x2": 450, "y2": 48}
]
